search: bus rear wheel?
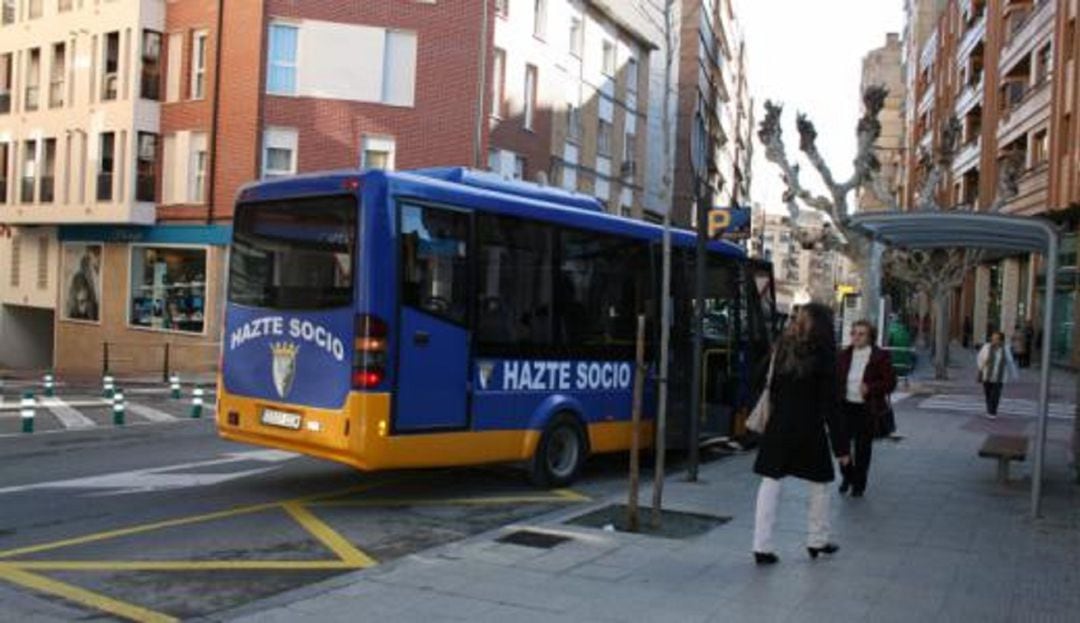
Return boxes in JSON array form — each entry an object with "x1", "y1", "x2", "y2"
[{"x1": 529, "y1": 415, "x2": 587, "y2": 488}]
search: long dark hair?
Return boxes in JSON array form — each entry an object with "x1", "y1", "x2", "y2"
[{"x1": 775, "y1": 302, "x2": 835, "y2": 377}]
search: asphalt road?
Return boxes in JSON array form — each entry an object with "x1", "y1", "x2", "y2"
[{"x1": 0, "y1": 401, "x2": 631, "y2": 622}]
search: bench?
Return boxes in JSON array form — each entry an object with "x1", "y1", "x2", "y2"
[{"x1": 978, "y1": 435, "x2": 1028, "y2": 483}]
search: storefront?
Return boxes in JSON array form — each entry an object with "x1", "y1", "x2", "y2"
[
  {"x1": 1036, "y1": 230, "x2": 1077, "y2": 368},
  {"x1": 55, "y1": 225, "x2": 230, "y2": 378}
]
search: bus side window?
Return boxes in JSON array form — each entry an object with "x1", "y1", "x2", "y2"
[
  {"x1": 475, "y1": 215, "x2": 555, "y2": 351},
  {"x1": 400, "y1": 203, "x2": 470, "y2": 324}
]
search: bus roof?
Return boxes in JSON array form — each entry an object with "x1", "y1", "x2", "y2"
[{"x1": 237, "y1": 167, "x2": 747, "y2": 258}]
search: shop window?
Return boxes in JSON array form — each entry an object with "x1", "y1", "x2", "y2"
[
  {"x1": 129, "y1": 246, "x2": 207, "y2": 333},
  {"x1": 61, "y1": 243, "x2": 102, "y2": 322}
]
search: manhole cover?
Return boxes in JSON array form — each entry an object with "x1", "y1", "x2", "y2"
[
  {"x1": 496, "y1": 530, "x2": 572, "y2": 549},
  {"x1": 566, "y1": 504, "x2": 730, "y2": 539}
]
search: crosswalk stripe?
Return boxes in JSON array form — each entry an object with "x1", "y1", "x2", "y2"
[
  {"x1": 39, "y1": 397, "x2": 97, "y2": 429},
  {"x1": 125, "y1": 403, "x2": 179, "y2": 423},
  {"x1": 918, "y1": 395, "x2": 1075, "y2": 419}
]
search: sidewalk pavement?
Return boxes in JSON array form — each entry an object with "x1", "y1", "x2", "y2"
[
  {"x1": 221, "y1": 397, "x2": 1080, "y2": 621},
  {"x1": 906, "y1": 343, "x2": 1077, "y2": 404}
]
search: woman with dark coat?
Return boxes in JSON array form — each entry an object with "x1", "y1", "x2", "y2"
[
  {"x1": 752, "y1": 303, "x2": 849, "y2": 565},
  {"x1": 837, "y1": 320, "x2": 897, "y2": 498}
]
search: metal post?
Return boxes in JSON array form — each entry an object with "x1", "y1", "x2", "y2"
[
  {"x1": 20, "y1": 391, "x2": 35, "y2": 434},
  {"x1": 112, "y1": 388, "x2": 125, "y2": 426},
  {"x1": 1032, "y1": 236, "x2": 1058, "y2": 519},
  {"x1": 103, "y1": 375, "x2": 115, "y2": 398},
  {"x1": 191, "y1": 386, "x2": 205, "y2": 418},
  {"x1": 688, "y1": 180, "x2": 707, "y2": 481},
  {"x1": 170, "y1": 374, "x2": 182, "y2": 400},
  {"x1": 627, "y1": 315, "x2": 646, "y2": 533},
  {"x1": 102, "y1": 341, "x2": 110, "y2": 376},
  {"x1": 162, "y1": 343, "x2": 171, "y2": 383},
  {"x1": 43, "y1": 371, "x2": 55, "y2": 398}
]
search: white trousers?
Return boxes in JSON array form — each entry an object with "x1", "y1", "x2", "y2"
[{"x1": 752, "y1": 477, "x2": 830, "y2": 552}]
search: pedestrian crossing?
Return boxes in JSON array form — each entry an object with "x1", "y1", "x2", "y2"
[
  {"x1": 38, "y1": 396, "x2": 97, "y2": 429},
  {"x1": 918, "y1": 394, "x2": 1076, "y2": 419},
  {"x1": 0, "y1": 393, "x2": 213, "y2": 436}
]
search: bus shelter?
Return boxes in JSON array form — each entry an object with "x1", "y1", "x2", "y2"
[{"x1": 848, "y1": 212, "x2": 1061, "y2": 519}]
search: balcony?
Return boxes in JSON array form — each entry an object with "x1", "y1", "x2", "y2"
[
  {"x1": 958, "y1": 12, "x2": 987, "y2": 59},
  {"x1": 997, "y1": 80, "x2": 1051, "y2": 144},
  {"x1": 1000, "y1": 163, "x2": 1049, "y2": 216},
  {"x1": 999, "y1": 0, "x2": 1054, "y2": 73},
  {"x1": 918, "y1": 82, "x2": 935, "y2": 114},
  {"x1": 953, "y1": 137, "x2": 982, "y2": 174},
  {"x1": 954, "y1": 74, "x2": 984, "y2": 116}
]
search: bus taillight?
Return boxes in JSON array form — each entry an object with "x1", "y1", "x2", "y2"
[{"x1": 353, "y1": 314, "x2": 387, "y2": 389}]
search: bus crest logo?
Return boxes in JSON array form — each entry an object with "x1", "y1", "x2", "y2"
[
  {"x1": 477, "y1": 361, "x2": 496, "y2": 390},
  {"x1": 270, "y1": 342, "x2": 300, "y2": 398}
]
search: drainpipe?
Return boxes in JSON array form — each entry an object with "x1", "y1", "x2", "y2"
[
  {"x1": 473, "y1": 0, "x2": 490, "y2": 168},
  {"x1": 205, "y1": 0, "x2": 225, "y2": 225}
]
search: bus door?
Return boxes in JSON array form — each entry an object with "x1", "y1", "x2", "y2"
[
  {"x1": 396, "y1": 203, "x2": 472, "y2": 431},
  {"x1": 699, "y1": 255, "x2": 740, "y2": 438}
]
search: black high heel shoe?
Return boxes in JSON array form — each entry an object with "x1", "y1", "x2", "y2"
[
  {"x1": 753, "y1": 552, "x2": 779, "y2": 565},
  {"x1": 807, "y1": 544, "x2": 839, "y2": 559}
]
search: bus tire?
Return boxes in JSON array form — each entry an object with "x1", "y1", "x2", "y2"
[{"x1": 529, "y1": 414, "x2": 587, "y2": 488}]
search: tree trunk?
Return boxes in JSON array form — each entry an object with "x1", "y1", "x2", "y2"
[
  {"x1": 933, "y1": 293, "x2": 950, "y2": 380},
  {"x1": 1074, "y1": 364, "x2": 1079, "y2": 483}
]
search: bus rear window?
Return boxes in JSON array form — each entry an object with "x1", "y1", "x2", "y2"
[{"x1": 228, "y1": 196, "x2": 357, "y2": 309}]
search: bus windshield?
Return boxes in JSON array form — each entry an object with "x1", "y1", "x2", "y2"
[{"x1": 228, "y1": 196, "x2": 356, "y2": 309}]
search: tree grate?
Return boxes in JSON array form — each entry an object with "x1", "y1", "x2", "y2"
[{"x1": 496, "y1": 530, "x2": 572, "y2": 549}]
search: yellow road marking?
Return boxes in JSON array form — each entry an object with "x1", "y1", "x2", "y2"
[
  {"x1": 311, "y1": 493, "x2": 589, "y2": 508},
  {"x1": 10, "y1": 560, "x2": 361, "y2": 572},
  {"x1": 0, "y1": 564, "x2": 177, "y2": 623},
  {"x1": 283, "y1": 502, "x2": 377, "y2": 568},
  {"x1": 0, "y1": 480, "x2": 392, "y2": 560},
  {"x1": 553, "y1": 488, "x2": 591, "y2": 502}
]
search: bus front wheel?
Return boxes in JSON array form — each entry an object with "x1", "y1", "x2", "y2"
[{"x1": 529, "y1": 414, "x2": 587, "y2": 488}]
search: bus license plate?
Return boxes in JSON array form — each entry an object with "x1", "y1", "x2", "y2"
[{"x1": 261, "y1": 409, "x2": 302, "y2": 430}]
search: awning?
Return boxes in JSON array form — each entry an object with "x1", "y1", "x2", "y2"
[{"x1": 849, "y1": 211, "x2": 1062, "y2": 519}]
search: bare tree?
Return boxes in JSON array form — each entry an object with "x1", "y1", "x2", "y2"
[{"x1": 759, "y1": 87, "x2": 1020, "y2": 379}]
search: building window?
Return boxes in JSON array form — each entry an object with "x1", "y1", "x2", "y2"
[
  {"x1": 97, "y1": 132, "x2": 114, "y2": 202},
  {"x1": 191, "y1": 30, "x2": 208, "y2": 100},
  {"x1": 28, "y1": 0, "x2": 41, "y2": 19},
  {"x1": 25, "y1": 48, "x2": 41, "y2": 112},
  {"x1": 361, "y1": 135, "x2": 395, "y2": 170},
  {"x1": 136, "y1": 132, "x2": 158, "y2": 202},
  {"x1": 0, "y1": 142, "x2": 9, "y2": 203},
  {"x1": 49, "y1": 43, "x2": 65, "y2": 108},
  {"x1": 36, "y1": 235, "x2": 48, "y2": 290},
  {"x1": 598, "y1": 120, "x2": 612, "y2": 157},
  {"x1": 267, "y1": 23, "x2": 298, "y2": 95},
  {"x1": 513, "y1": 155, "x2": 525, "y2": 180},
  {"x1": 262, "y1": 127, "x2": 297, "y2": 179},
  {"x1": 141, "y1": 30, "x2": 162, "y2": 100},
  {"x1": 533, "y1": 0, "x2": 547, "y2": 39},
  {"x1": 1034, "y1": 43, "x2": 1052, "y2": 86},
  {"x1": 20, "y1": 141, "x2": 36, "y2": 203},
  {"x1": 102, "y1": 32, "x2": 120, "y2": 101},
  {"x1": 190, "y1": 133, "x2": 208, "y2": 203},
  {"x1": 622, "y1": 132, "x2": 635, "y2": 174},
  {"x1": 1031, "y1": 129, "x2": 1048, "y2": 166},
  {"x1": 1, "y1": 53, "x2": 12, "y2": 114},
  {"x1": 1, "y1": 0, "x2": 14, "y2": 25},
  {"x1": 491, "y1": 48, "x2": 506, "y2": 118},
  {"x1": 569, "y1": 16, "x2": 583, "y2": 58},
  {"x1": 524, "y1": 64, "x2": 537, "y2": 131},
  {"x1": 40, "y1": 138, "x2": 55, "y2": 203},
  {"x1": 487, "y1": 149, "x2": 499, "y2": 173},
  {"x1": 625, "y1": 57, "x2": 638, "y2": 94},
  {"x1": 602, "y1": 40, "x2": 616, "y2": 76},
  {"x1": 129, "y1": 246, "x2": 207, "y2": 334},
  {"x1": 58, "y1": 0, "x2": 72, "y2": 12},
  {"x1": 495, "y1": 0, "x2": 508, "y2": 18},
  {"x1": 562, "y1": 143, "x2": 578, "y2": 190},
  {"x1": 566, "y1": 103, "x2": 582, "y2": 143}
]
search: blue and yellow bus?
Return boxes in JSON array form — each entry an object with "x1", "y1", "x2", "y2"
[{"x1": 218, "y1": 168, "x2": 775, "y2": 485}]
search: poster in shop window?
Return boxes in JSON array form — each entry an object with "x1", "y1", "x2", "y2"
[{"x1": 62, "y1": 243, "x2": 103, "y2": 322}]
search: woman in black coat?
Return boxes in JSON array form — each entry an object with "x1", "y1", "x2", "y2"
[{"x1": 752, "y1": 302, "x2": 849, "y2": 565}]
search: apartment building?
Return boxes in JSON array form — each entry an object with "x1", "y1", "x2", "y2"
[
  {"x1": 485, "y1": 0, "x2": 656, "y2": 219},
  {"x1": 758, "y1": 212, "x2": 847, "y2": 314},
  {"x1": 858, "y1": 33, "x2": 905, "y2": 212},
  {"x1": 0, "y1": 0, "x2": 489, "y2": 376},
  {"x1": 901, "y1": 0, "x2": 1075, "y2": 365},
  {"x1": 671, "y1": 0, "x2": 752, "y2": 228}
]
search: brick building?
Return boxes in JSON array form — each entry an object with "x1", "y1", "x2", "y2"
[{"x1": 900, "y1": 0, "x2": 1078, "y2": 366}]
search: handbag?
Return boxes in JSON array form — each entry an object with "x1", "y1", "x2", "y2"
[{"x1": 746, "y1": 356, "x2": 775, "y2": 434}]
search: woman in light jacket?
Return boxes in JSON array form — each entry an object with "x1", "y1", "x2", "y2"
[
  {"x1": 752, "y1": 302, "x2": 848, "y2": 565},
  {"x1": 977, "y1": 331, "x2": 1019, "y2": 419}
]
